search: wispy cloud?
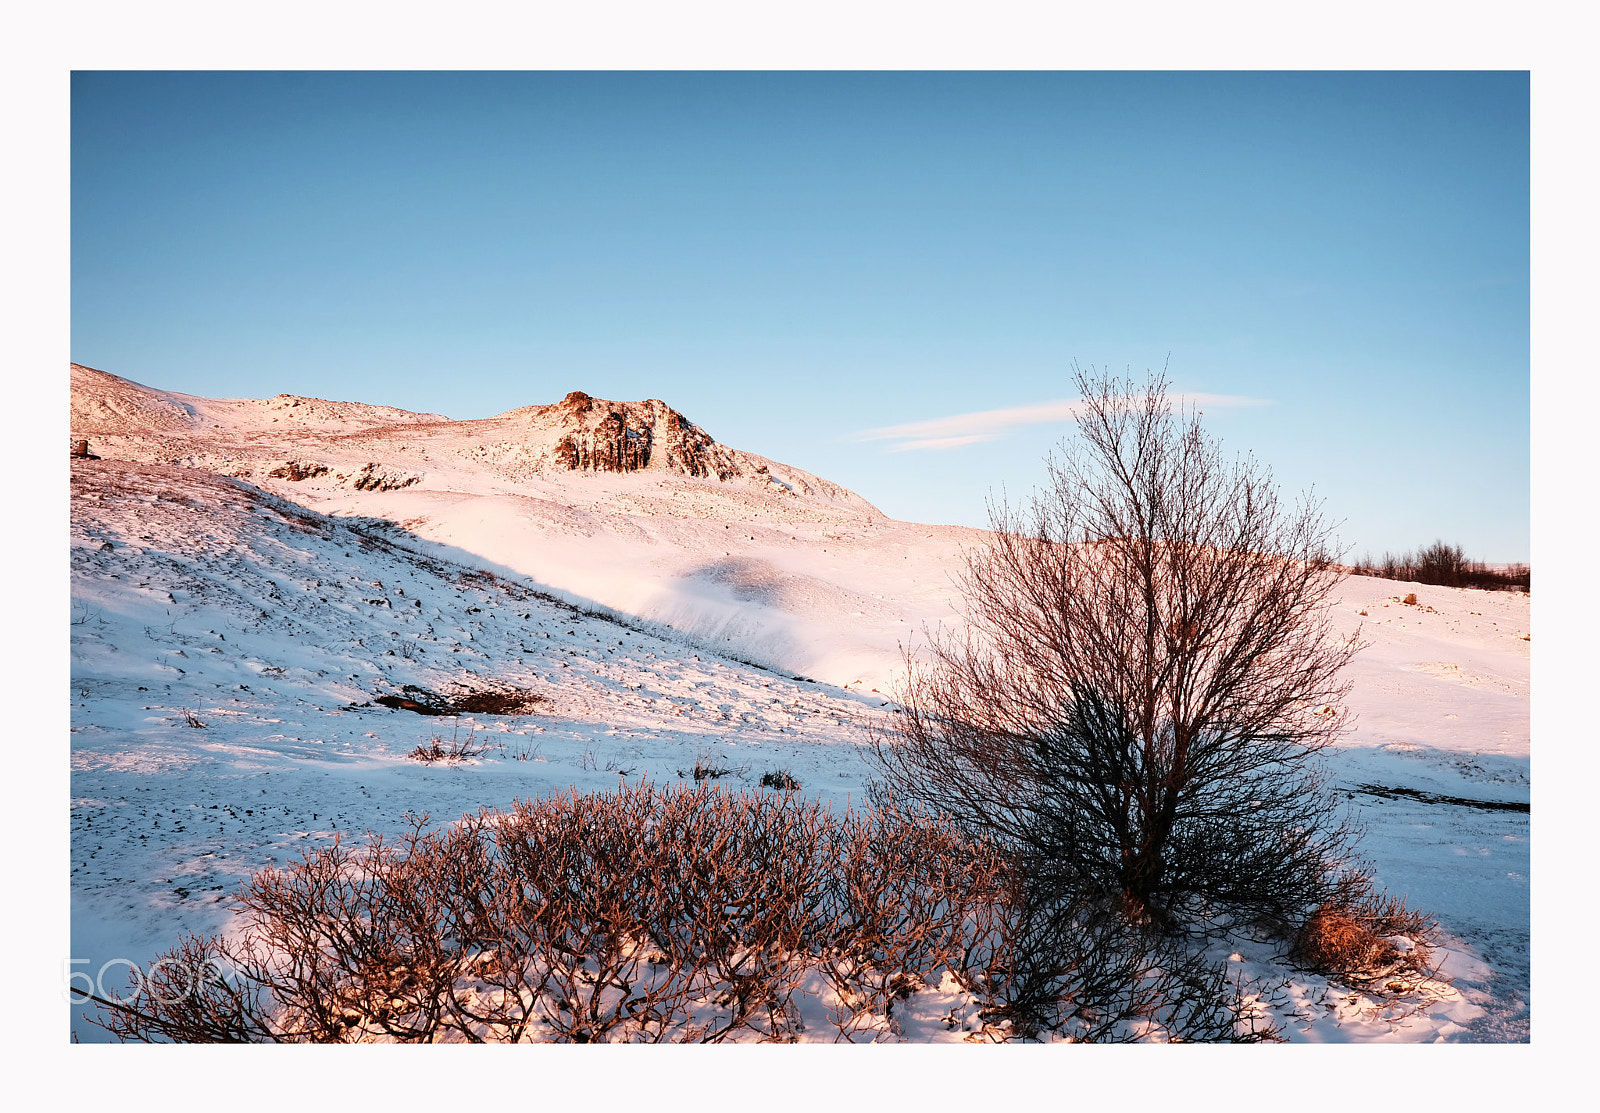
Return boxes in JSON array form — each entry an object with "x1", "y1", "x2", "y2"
[
  {"x1": 858, "y1": 392, "x2": 1270, "y2": 452},
  {"x1": 888, "y1": 434, "x2": 1002, "y2": 452}
]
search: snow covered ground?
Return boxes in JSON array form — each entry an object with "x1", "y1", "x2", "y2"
[{"x1": 67, "y1": 370, "x2": 1530, "y2": 1043}]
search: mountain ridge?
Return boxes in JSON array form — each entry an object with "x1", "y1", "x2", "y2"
[
  {"x1": 69, "y1": 363, "x2": 882, "y2": 517},
  {"x1": 68, "y1": 363, "x2": 959, "y2": 687}
]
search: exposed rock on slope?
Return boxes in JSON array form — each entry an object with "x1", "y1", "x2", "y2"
[{"x1": 523, "y1": 390, "x2": 743, "y2": 479}]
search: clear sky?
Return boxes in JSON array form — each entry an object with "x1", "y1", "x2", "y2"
[{"x1": 71, "y1": 71, "x2": 1529, "y2": 561}]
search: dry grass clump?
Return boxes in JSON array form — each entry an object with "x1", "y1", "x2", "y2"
[
  {"x1": 409, "y1": 723, "x2": 489, "y2": 764},
  {"x1": 1293, "y1": 907, "x2": 1394, "y2": 971},
  {"x1": 1290, "y1": 880, "x2": 1437, "y2": 992},
  {"x1": 679, "y1": 749, "x2": 738, "y2": 781}
]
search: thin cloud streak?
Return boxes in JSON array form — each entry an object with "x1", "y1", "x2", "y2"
[
  {"x1": 859, "y1": 392, "x2": 1271, "y2": 451},
  {"x1": 886, "y1": 434, "x2": 1001, "y2": 452}
]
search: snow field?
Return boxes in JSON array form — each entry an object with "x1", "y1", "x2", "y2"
[{"x1": 67, "y1": 367, "x2": 1530, "y2": 1042}]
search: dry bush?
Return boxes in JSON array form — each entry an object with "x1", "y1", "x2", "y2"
[
  {"x1": 645, "y1": 786, "x2": 836, "y2": 1040},
  {"x1": 815, "y1": 803, "x2": 1006, "y2": 1038},
  {"x1": 90, "y1": 787, "x2": 846, "y2": 1043},
  {"x1": 1352, "y1": 543, "x2": 1529, "y2": 593},
  {"x1": 89, "y1": 932, "x2": 278, "y2": 1043},
  {"x1": 89, "y1": 813, "x2": 494, "y2": 1042},
  {"x1": 760, "y1": 769, "x2": 802, "y2": 791},
  {"x1": 88, "y1": 783, "x2": 1279, "y2": 1044},
  {"x1": 486, "y1": 784, "x2": 837, "y2": 1042},
  {"x1": 375, "y1": 686, "x2": 452, "y2": 715},
  {"x1": 487, "y1": 788, "x2": 709, "y2": 1042}
]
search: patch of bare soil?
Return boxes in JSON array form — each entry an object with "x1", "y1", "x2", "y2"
[{"x1": 372, "y1": 683, "x2": 547, "y2": 717}]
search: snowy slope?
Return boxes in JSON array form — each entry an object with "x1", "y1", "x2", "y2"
[
  {"x1": 67, "y1": 368, "x2": 1530, "y2": 1043},
  {"x1": 69, "y1": 459, "x2": 891, "y2": 1042},
  {"x1": 71, "y1": 365, "x2": 976, "y2": 691}
]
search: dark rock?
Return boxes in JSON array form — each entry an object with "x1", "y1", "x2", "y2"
[
  {"x1": 267, "y1": 461, "x2": 330, "y2": 482},
  {"x1": 351, "y1": 463, "x2": 420, "y2": 492}
]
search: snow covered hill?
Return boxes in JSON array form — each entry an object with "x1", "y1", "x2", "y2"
[
  {"x1": 71, "y1": 364, "x2": 978, "y2": 690},
  {"x1": 68, "y1": 365, "x2": 1529, "y2": 1042}
]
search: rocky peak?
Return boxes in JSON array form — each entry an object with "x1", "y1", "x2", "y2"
[{"x1": 521, "y1": 392, "x2": 745, "y2": 480}]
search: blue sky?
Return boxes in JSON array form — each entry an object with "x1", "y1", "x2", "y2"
[{"x1": 71, "y1": 71, "x2": 1529, "y2": 561}]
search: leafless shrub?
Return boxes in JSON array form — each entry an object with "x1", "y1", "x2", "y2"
[
  {"x1": 815, "y1": 803, "x2": 1006, "y2": 1039},
  {"x1": 180, "y1": 709, "x2": 206, "y2": 729},
  {"x1": 88, "y1": 813, "x2": 492, "y2": 1042},
  {"x1": 487, "y1": 788, "x2": 709, "y2": 1041},
  {"x1": 873, "y1": 365, "x2": 1362, "y2": 936},
  {"x1": 88, "y1": 784, "x2": 1277, "y2": 1044},
  {"x1": 1416, "y1": 540, "x2": 1465, "y2": 586},
  {"x1": 88, "y1": 932, "x2": 276, "y2": 1043},
  {"x1": 643, "y1": 785, "x2": 834, "y2": 1041},
  {"x1": 760, "y1": 769, "x2": 802, "y2": 792}
]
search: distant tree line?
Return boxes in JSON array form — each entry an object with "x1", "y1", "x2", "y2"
[{"x1": 1349, "y1": 540, "x2": 1529, "y2": 593}]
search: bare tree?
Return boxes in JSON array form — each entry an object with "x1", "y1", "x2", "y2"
[
  {"x1": 872, "y1": 365, "x2": 1363, "y2": 935},
  {"x1": 1416, "y1": 540, "x2": 1467, "y2": 587}
]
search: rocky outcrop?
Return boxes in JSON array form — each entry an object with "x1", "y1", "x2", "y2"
[
  {"x1": 536, "y1": 391, "x2": 744, "y2": 480},
  {"x1": 266, "y1": 461, "x2": 330, "y2": 482},
  {"x1": 349, "y1": 463, "x2": 420, "y2": 492}
]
